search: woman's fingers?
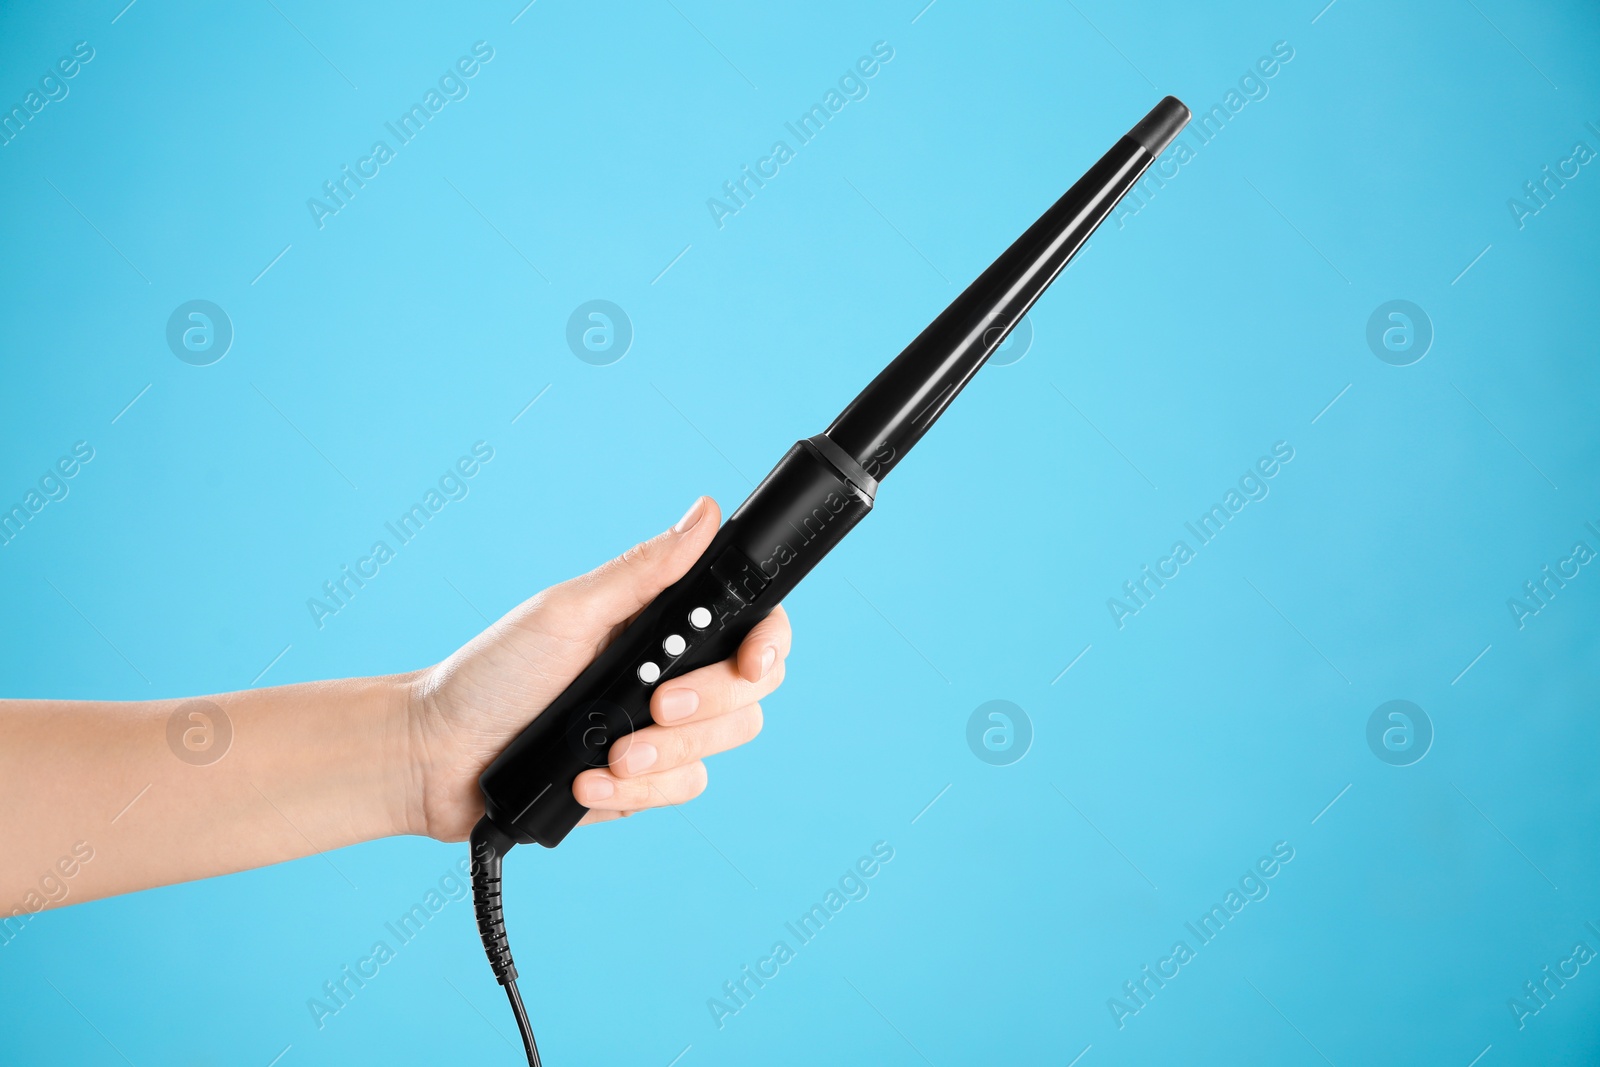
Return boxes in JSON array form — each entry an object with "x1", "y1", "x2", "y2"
[
  {"x1": 572, "y1": 607, "x2": 787, "y2": 818},
  {"x1": 649, "y1": 658, "x2": 783, "y2": 726},
  {"x1": 611, "y1": 702, "x2": 763, "y2": 778},
  {"x1": 536, "y1": 496, "x2": 722, "y2": 646},
  {"x1": 573, "y1": 702, "x2": 763, "y2": 808},
  {"x1": 737, "y1": 606, "x2": 792, "y2": 683},
  {"x1": 574, "y1": 757, "x2": 711, "y2": 812},
  {"x1": 650, "y1": 607, "x2": 791, "y2": 726}
]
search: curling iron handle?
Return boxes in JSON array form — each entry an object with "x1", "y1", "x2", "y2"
[{"x1": 478, "y1": 437, "x2": 874, "y2": 848}]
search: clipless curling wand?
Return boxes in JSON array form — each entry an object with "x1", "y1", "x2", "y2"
[{"x1": 469, "y1": 95, "x2": 1191, "y2": 1064}]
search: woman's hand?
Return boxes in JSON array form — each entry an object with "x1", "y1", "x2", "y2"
[
  {"x1": 0, "y1": 495, "x2": 783, "y2": 906},
  {"x1": 403, "y1": 496, "x2": 790, "y2": 842}
]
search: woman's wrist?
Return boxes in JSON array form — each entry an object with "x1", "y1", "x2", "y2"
[
  {"x1": 377, "y1": 668, "x2": 435, "y2": 841},
  {"x1": 233, "y1": 670, "x2": 428, "y2": 849},
  {"x1": 389, "y1": 663, "x2": 474, "y2": 842},
  {"x1": 233, "y1": 671, "x2": 425, "y2": 850}
]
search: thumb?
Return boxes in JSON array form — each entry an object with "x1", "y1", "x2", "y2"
[{"x1": 545, "y1": 495, "x2": 722, "y2": 637}]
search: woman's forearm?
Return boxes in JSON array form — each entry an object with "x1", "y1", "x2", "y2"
[
  {"x1": 1, "y1": 496, "x2": 791, "y2": 924},
  {"x1": 0, "y1": 674, "x2": 417, "y2": 911}
]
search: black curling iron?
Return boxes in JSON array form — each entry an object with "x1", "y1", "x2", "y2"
[{"x1": 469, "y1": 96, "x2": 1191, "y2": 1064}]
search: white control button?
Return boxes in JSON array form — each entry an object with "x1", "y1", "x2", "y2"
[
  {"x1": 663, "y1": 634, "x2": 686, "y2": 656},
  {"x1": 638, "y1": 661, "x2": 661, "y2": 684},
  {"x1": 689, "y1": 607, "x2": 712, "y2": 630}
]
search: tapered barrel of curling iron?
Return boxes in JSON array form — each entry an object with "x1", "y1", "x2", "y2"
[{"x1": 824, "y1": 96, "x2": 1190, "y2": 480}]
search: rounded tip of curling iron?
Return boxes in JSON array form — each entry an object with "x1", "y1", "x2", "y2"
[{"x1": 1127, "y1": 95, "x2": 1190, "y2": 156}]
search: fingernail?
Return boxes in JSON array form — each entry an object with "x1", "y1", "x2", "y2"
[
  {"x1": 673, "y1": 496, "x2": 706, "y2": 534},
  {"x1": 624, "y1": 741, "x2": 658, "y2": 775},
  {"x1": 760, "y1": 646, "x2": 777, "y2": 678},
  {"x1": 584, "y1": 776, "x2": 615, "y2": 802},
  {"x1": 658, "y1": 688, "x2": 699, "y2": 722}
]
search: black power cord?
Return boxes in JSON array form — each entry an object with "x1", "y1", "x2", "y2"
[{"x1": 471, "y1": 817, "x2": 542, "y2": 1067}]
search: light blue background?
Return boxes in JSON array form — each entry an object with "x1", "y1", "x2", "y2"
[{"x1": 3, "y1": 1, "x2": 1598, "y2": 1064}]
